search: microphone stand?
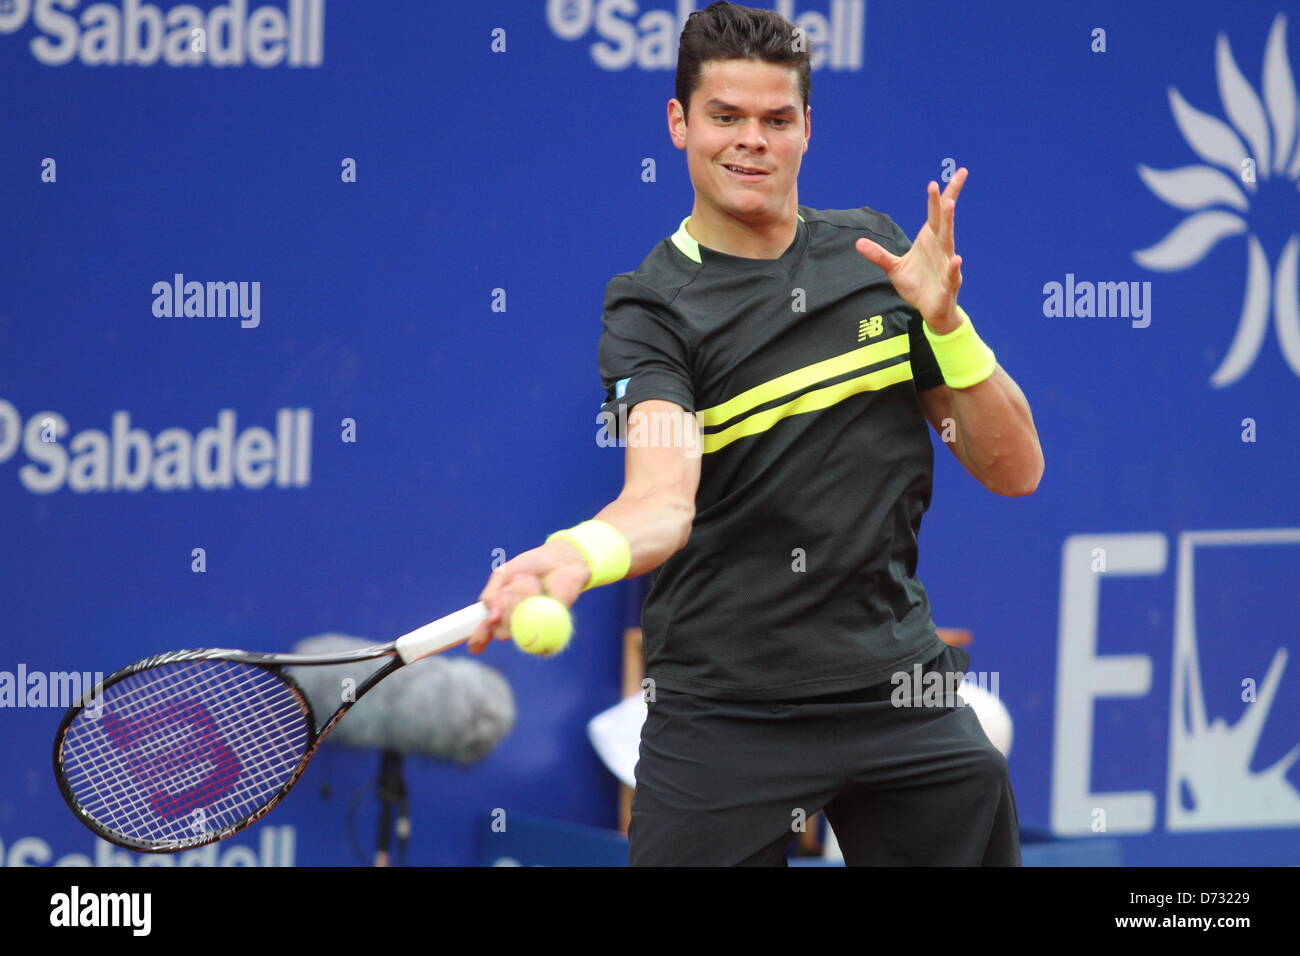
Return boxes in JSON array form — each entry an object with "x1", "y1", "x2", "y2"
[{"x1": 374, "y1": 749, "x2": 408, "y2": 866}]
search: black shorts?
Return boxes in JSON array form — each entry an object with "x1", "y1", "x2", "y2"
[{"x1": 629, "y1": 643, "x2": 1021, "y2": 866}]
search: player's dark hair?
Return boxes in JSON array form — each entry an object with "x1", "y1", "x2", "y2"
[{"x1": 676, "y1": 1, "x2": 811, "y2": 123}]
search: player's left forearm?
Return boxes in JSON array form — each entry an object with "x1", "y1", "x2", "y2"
[{"x1": 948, "y1": 365, "x2": 1043, "y2": 497}]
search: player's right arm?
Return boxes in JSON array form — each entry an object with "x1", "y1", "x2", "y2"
[{"x1": 467, "y1": 400, "x2": 700, "y2": 653}]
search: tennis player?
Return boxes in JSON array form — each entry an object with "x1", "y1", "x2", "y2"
[{"x1": 469, "y1": 1, "x2": 1043, "y2": 866}]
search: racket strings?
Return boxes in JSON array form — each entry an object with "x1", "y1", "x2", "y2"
[
  {"x1": 63, "y1": 665, "x2": 292, "y2": 840},
  {"x1": 64, "y1": 662, "x2": 306, "y2": 842},
  {"x1": 59, "y1": 659, "x2": 313, "y2": 848},
  {"x1": 68, "y1": 661, "x2": 306, "y2": 828}
]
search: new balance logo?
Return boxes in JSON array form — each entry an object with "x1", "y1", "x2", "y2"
[{"x1": 858, "y1": 315, "x2": 883, "y2": 341}]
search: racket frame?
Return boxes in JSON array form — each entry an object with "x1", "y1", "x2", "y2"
[{"x1": 52, "y1": 598, "x2": 487, "y2": 854}]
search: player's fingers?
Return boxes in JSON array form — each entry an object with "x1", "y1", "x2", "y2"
[
  {"x1": 468, "y1": 601, "x2": 492, "y2": 652},
  {"x1": 472, "y1": 567, "x2": 511, "y2": 647},
  {"x1": 487, "y1": 558, "x2": 539, "y2": 608},
  {"x1": 927, "y1": 180, "x2": 941, "y2": 234},
  {"x1": 492, "y1": 573, "x2": 543, "y2": 641},
  {"x1": 469, "y1": 592, "x2": 501, "y2": 653},
  {"x1": 485, "y1": 574, "x2": 519, "y2": 642},
  {"x1": 469, "y1": 610, "x2": 498, "y2": 653},
  {"x1": 477, "y1": 564, "x2": 510, "y2": 609},
  {"x1": 854, "y1": 236, "x2": 896, "y2": 272},
  {"x1": 942, "y1": 166, "x2": 967, "y2": 203}
]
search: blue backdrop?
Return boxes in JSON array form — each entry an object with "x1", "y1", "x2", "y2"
[{"x1": 2, "y1": 0, "x2": 1298, "y2": 866}]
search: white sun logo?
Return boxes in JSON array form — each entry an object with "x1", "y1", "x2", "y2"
[{"x1": 1134, "y1": 13, "x2": 1300, "y2": 387}]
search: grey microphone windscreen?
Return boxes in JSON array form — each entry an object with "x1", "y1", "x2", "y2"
[{"x1": 289, "y1": 634, "x2": 515, "y2": 763}]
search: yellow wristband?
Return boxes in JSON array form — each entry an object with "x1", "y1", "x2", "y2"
[
  {"x1": 922, "y1": 305, "x2": 997, "y2": 389},
  {"x1": 546, "y1": 520, "x2": 631, "y2": 591}
]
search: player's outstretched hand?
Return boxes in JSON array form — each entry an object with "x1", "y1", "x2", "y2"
[
  {"x1": 467, "y1": 539, "x2": 590, "y2": 654},
  {"x1": 854, "y1": 166, "x2": 968, "y2": 330}
]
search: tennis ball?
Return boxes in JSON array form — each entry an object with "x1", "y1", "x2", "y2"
[{"x1": 510, "y1": 595, "x2": 573, "y2": 657}]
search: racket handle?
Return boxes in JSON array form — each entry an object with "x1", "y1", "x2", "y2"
[{"x1": 394, "y1": 602, "x2": 489, "y2": 663}]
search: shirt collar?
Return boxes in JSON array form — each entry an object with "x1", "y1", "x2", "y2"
[{"x1": 671, "y1": 212, "x2": 806, "y2": 265}]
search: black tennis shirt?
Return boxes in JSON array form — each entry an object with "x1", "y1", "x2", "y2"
[{"x1": 597, "y1": 204, "x2": 949, "y2": 700}]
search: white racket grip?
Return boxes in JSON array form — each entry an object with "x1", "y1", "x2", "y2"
[{"x1": 394, "y1": 602, "x2": 489, "y2": 663}]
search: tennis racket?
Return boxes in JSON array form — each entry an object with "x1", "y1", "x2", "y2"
[{"x1": 53, "y1": 601, "x2": 492, "y2": 854}]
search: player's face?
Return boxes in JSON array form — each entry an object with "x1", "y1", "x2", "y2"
[{"x1": 671, "y1": 59, "x2": 810, "y2": 223}]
